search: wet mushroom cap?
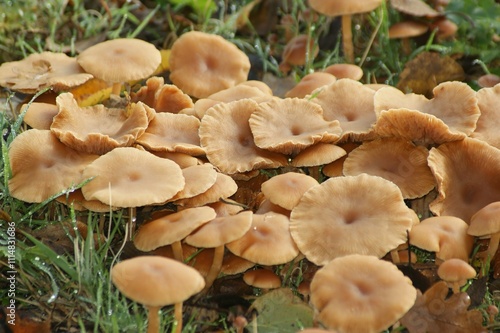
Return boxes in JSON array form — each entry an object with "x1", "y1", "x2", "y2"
[
  {"x1": 111, "y1": 255, "x2": 205, "y2": 306},
  {"x1": 437, "y1": 258, "x2": 476, "y2": 286},
  {"x1": 468, "y1": 202, "x2": 500, "y2": 237},
  {"x1": 168, "y1": 31, "x2": 251, "y2": 98},
  {"x1": 243, "y1": 269, "x2": 281, "y2": 289},
  {"x1": 261, "y1": 172, "x2": 319, "y2": 211},
  {"x1": 310, "y1": 254, "x2": 417, "y2": 333}
]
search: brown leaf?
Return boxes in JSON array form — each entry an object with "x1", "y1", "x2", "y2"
[
  {"x1": 400, "y1": 281, "x2": 487, "y2": 333},
  {"x1": 397, "y1": 52, "x2": 465, "y2": 97}
]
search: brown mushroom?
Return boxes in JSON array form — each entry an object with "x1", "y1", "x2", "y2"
[{"x1": 468, "y1": 202, "x2": 500, "y2": 263}]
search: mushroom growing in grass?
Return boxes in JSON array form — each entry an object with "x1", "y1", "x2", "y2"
[
  {"x1": 467, "y1": 202, "x2": 500, "y2": 263},
  {"x1": 278, "y1": 34, "x2": 319, "y2": 74},
  {"x1": 111, "y1": 256, "x2": 205, "y2": 333},
  {"x1": 437, "y1": 258, "x2": 476, "y2": 294},
  {"x1": 310, "y1": 254, "x2": 417, "y2": 333},
  {"x1": 77, "y1": 38, "x2": 161, "y2": 95}
]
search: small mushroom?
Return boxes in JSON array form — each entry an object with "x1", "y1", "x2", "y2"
[
  {"x1": 111, "y1": 256, "x2": 205, "y2": 333},
  {"x1": 437, "y1": 258, "x2": 476, "y2": 293},
  {"x1": 278, "y1": 34, "x2": 319, "y2": 74},
  {"x1": 467, "y1": 202, "x2": 500, "y2": 263},
  {"x1": 243, "y1": 268, "x2": 282, "y2": 291},
  {"x1": 260, "y1": 172, "x2": 319, "y2": 211}
]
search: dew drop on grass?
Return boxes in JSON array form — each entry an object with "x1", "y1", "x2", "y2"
[
  {"x1": 47, "y1": 294, "x2": 57, "y2": 303},
  {"x1": 34, "y1": 256, "x2": 40, "y2": 261}
]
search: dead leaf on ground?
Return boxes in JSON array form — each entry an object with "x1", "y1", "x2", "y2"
[
  {"x1": 397, "y1": 52, "x2": 465, "y2": 97},
  {"x1": 400, "y1": 281, "x2": 487, "y2": 333}
]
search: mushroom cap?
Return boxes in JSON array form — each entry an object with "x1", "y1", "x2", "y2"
[
  {"x1": 310, "y1": 254, "x2": 417, "y2": 333},
  {"x1": 81, "y1": 147, "x2": 185, "y2": 207},
  {"x1": 323, "y1": 64, "x2": 363, "y2": 80},
  {"x1": 168, "y1": 163, "x2": 218, "y2": 202},
  {"x1": 133, "y1": 206, "x2": 217, "y2": 251},
  {"x1": 111, "y1": 256, "x2": 205, "y2": 306},
  {"x1": 428, "y1": 137, "x2": 500, "y2": 221},
  {"x1": 279, "y1": 35, "x2": 319, "y2": 72},
  {"x1": 185, "y1": 210, "x2": 253, "y2": 248},
  {"x1": 471, "y1": 84, "x2": 500, "y2": 148},
  {"x1": 22, "y1": 102, "x2": 59, "y2": 130},
  {"x1": 437, "y1": 258, "x2": 476, "y2": 284},
  {"x1": 226, "y1": 212, "x2": 300, "y2": 265},
  {"x1": 8, "y1": 129, "x2": 98, "y2": 203},
  {"x1": 0, "y1": 52, "x2": 93, "y2": 93},
  {"x1": 290, "y1": 174, "x2": 418, "y2": 266},
  {"x1": 285, "y1": 72, "x2": 337, "y2": 98},
  {"x1": 307, "y1": 79, "x2": 377, "y2": 142},
  {"x1": 468, "y1": 202, "x2": 500, "y2": 237},
  {"x1": 290, "y1": 143, "x2": 347, "y2": 167},
  {"x1": 389, "y1": 21, "x2": 429, "y2": 38},
  {"x1": 342, "y1": 138, "x2": 435, "y2": 199},
  {"x1": 136, "y1": 112, "x2": 204, "y2": 156},
  {"x1": 409, "y1": 216, "x2": 473, "y2": 261},
  {"x1": 390, "y1": 0, "x2": 440, "y2": 17},
  {"x1": 477, "y1": 74, "x2": 500, "y2": 88},
  {"x1": 77, "y1": 38, "x2": 161, "y2": 83},
  {"x1": 169, "y1": 31, "x2": 251, "y2": 98},
  {"x1": 199, "y1": 99, "x2": 288, "y2": 174},
  {"x1": 51, "y1": 93, "x2": 151, "y2": 155},
  {"x1": 261, "y1": 172, "x2": 319, "y2": 211},
  {"x1": 249, "y1": 97, "x2": 342, "y2": 156},
  {"x1": 309, "y1": 0, "x2": 383, "y2": 16},
  {"x1": 243, "y1": 269, "x2": 281, "y2": 289}
]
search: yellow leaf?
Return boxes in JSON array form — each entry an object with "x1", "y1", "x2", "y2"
[{"x1": 68, "y1": 78, "x2": 112, "y2": 107}]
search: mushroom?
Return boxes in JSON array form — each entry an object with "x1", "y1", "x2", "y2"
[
  {"x1": 390, "y1": 0, "x2": 440, "y2": 17},
  {"x1": 167, "y1": 164, "x2": 218, "y2": 202},
  {"x1": 278, "y1": 34, "x2": 319, "y2": 74},
  {"x1": 388, "y1": 21, "x2": 428, "y2": 54},
  {"x1": 243, "y1": 268, "x2": 282, "y2": 291},
  {"x1": 285, "y1": 72, "x2": 337, "y2": 98},
  {"x1": 184, "y1": 210, "x2": 253, "y2": 290},
  {"x1": 168, "y1": 31, "x2": 251, "y2": 99},
  {"x1": 322, "y1": 63, "x2": 363, "y2": 80},
  {"x1": 310, "y1": 254, "x2": 417, "y2": 333},
  {"x1": 174, "y1": 172, "x2": 238, "y2": 207},
  {"x1": 260, "y1": 172, "x2": 319, "y2": 211},
  {"x1": 21, "y1": 102, "x2": 59, "y2": 130},
  {"x1": 290, "y1": 174, "x2": 418, "y2": 266},
  {"x1": 471, "y1": 83, "x2": 500, "y2": 149},
  {"x1": 437, "y1": 258, "x2": 476, "y2": 293},
  {"x1": 8, "y1": 129, "x2": 98, "y2": 203},
  {"x1": 467, "y1": 202, "x2": 500, "y2": 263},
  {"x1": 77, "y1": 38, "x2": 161, "y2": 95},
  {"x1": 133, "y1": 206, "x2": 217, "y2": 261},
  {"x1": 308, "y1": 0, "x2": 384, "y2": 63},
  {"x1": 111, "y1": 256, "x2": 205, "y2": 333}
]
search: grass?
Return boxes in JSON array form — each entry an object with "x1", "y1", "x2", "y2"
[{"x1": 1, "y1": 0, "x2": 500, "y2": 332}]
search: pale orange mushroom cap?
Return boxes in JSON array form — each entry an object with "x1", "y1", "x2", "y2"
[
  {"x1": 343, "y1": 138, "x2": 435, "y2": 199},
  {"x1": 0, "y1": 52, "x2": 93, "y2": 93},
  {"x1": 310, "y1": 254, "x2": 417, "y2": 333},
  {"x1": 471, "y1": 84, "x2": 500, "y2": 149},
  {"x1": 291, "y1": 143, "x2": 347, "y2": 167},
  {"x1": 279, "y1": 34, "x2": 319, "y2": 73},
  {"x1": 77, "y1": 38, "x2": 161, "y2": 83},
  {"x1": 51, "y1": 92, "x2": 151, "y2": 155},
  {"x1": 285, "y1": 72, "x2": 337, "y2": 98},
  {"x1": 437, "y1": 258, "x2": 476, "y2": 293},
  {"x1": 388, "y1": 21, "x2": 429, "y2": 39},
  {"x1": 22, "y1": 102, "x2": 59, "y2": 130},
  {"x1": 174, "y1": 172, "x2": 238, "y2": 207},
  {"x1": 199, "y1": 99, "x2": 288, "y2": 174},
  {"x1": 261, "y1": 172, "x2": 319, "y2": 211},
  {"x1": 243, "y1": 268, "x2": 281, "y2": 289},
  {"x1": 81, "y1": 147, "x2": 185, "y2": 207},
  {"x1": 390, "y1": 0, "x2": 440, "y2": 17},
  {"x1": 169, "y1": 31, "x2": 251, "y2": 99},
  {"x1": 249, "y1": 97, "x2": 342, "y2": 156},
  {"x1": 323, "y1": 63, "x2": 363, "y2": 80},
  {"x1": 168, "y1": 163, "x2": 218, "y2": 202},
  {"x1": 428, "y1": 137, "x2": 500, "y2": 221},
  {"x1": 8, "y1": 129, "x2": 99, "y2": 203},
  {"x1": 290, "y1": 174, "x2": 418, "y2": 266}
]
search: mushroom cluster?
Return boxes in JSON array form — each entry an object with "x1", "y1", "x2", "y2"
[{"x1": 4, "y1": 30, "x2": 499, "y2": 332}]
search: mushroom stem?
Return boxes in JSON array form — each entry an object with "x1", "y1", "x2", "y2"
[
  {"x1": 173, "y1": 302, "x2": 183, "y2": 333},
  {"x1": 486, "y1": 231, "x2": 500, "y2": 261},
  {"x1": 450, "y1": 281, "x2": 462, "y2": 294},
  {"x1": 203, "y1": 245, "x2": 225, "y2": 292},
  {"x1": 146, "y1": 305, "x2": 161, "y2": 333},
  {"x1": 341, "y1": 14, "x2": 354, "y2": 63},
  {"x1": 171, "y1": 240, "x2": 184, "y2": 262}
]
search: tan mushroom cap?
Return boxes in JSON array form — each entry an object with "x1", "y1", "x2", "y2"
[
  {"x1": 471, "y1": 84, "x2": 500, "y2": 148},
  {"x1": 279, "y1": 34, "x2": 319, "y2": 73},
  {"x1": 285, "y1": 72, "x2": 337, "y2": 98},
  {"x1": 150, "y1": 151, "x2": 201, "y2": 169},
  {"x1": 243, "y1": 269, "x2": 281, "y2": 289},
  {"x1": 185, "y1": 210, "x2": 253, "y2": 248},
  {"x1": 310, "y1": 254, "x2": 417, "y2": 333},
  {"x1": 468, "y1": 202, "x2": 500, "y2": 237},
  {"x1": 249, "y1": 97, "x2": 342, "y2": 156},
  {"x1": 51, "y1": 93, "x2": 151, "y2": 155},
  {"x1": 477, "y1": 74, "x2": 500, "y2": 88},
  {"x1": 152, "y1": 84, "x2": 194, "y2": 114},
  {"x1": 307, "y1": 79, "x2": 377, "y2": 142},
  {"x1": 290, "y1": 174, "x2": 418, "y2": 266},
  {"x1": 8, "y1": 129, "x2": 98, "y2": 203},
  {"x1": 22, "y1": 102, "x2": 59, "y2": 130},
  {"x1": 0, "y1": 52, "x2": 93, "y2": 93},
  {"x1": 343, "y1": 138, "x2": 435, "y2": 199},
  {"x1": 174, "y1": 172, "x2": 238, "y2": 207},
  {"x1": 169, "y1": 31, "x2": 251, "y2": 99},
  {"x1": 323, "y1": 63, "x2": 363, "y2": 80},
  {"x1": 111, "y1": 255, "x2": 205, "y2": 306},
  {"x1": 77, "y1": 38, "x2": 161, "y2": 83},
  {"x1": 291, "y1": 143, "x2": 347, "y2": 167},
  {"x1": 409, "y1": 216, "x2": 473, "y2": 262},
  {"x1": 168, "y1": 164, "x2": 218, "y2": 202},
  {"x1": 261, "y1": 172, "x2": 319, "y2": 211},
  {"x1": 130, "y1": 76, "x2": 163, "y2": 108},
  {"x1": 390, "y1": 0, "x2": 440, "y2": 17},
  {"x1": 321, "y1": 142, "x2": 360, "y2": 178},
  {"x1": 133, "y1": 206, "x2": 217, "y2": 252},
  {"x1": 428, "y1": 137, "x2": 500, "y2": 221},
  {"x1": 81, "y1": 147, "x2": 185, "y2": 207},
  {"x1": 226, "y1": 212, "x2": 300, "y2": 265},
  {"x1": 389, "y1": 21, "x2": 429, "y2": 39},
  {"x1": 136, "y1": 112, "x2": 204, "y2": 156},
  {"x1": 437, "y1": 258, "x2": 476, "y2": 293},
  {"x1": 56, "y1": 189, "x2": 118, "y2": 212},
  {"x1": 309, "y1": 0, "x2": 383, "y2": 16},
  {"x1": 199, "y1": 99, "x2": 287, "y2": 174},
  {"x1": 374, "y1": 81, "x2": 480, "y2": 145}
]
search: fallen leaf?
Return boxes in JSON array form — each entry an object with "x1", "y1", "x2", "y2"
[
  {"x1": 400, "y1": 281, "x2": 487, "y2": 333},
  {"x1": 248, "y1": 288, "x2": 313, "y2": 333},
  {"x1": 68, "y1": 78, "x2": 112, "y2": 107},
  {"x1": 397, "y1": 52, "x2": 465, "y2": 97}
]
